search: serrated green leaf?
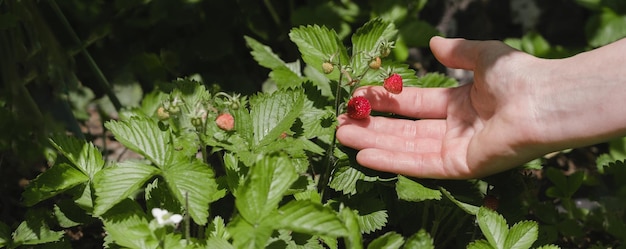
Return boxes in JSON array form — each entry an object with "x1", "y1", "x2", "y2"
[
  {"x1": 105, "y1": 117, "x2": 172, "y2": 168},
  {"x1": 206, "y1": 237, "x2": 235, "y2": 249},
  {"x1": 236, "y1": 155, "x2": 298, "y2": 224},
  {"x1": 207, "y1": 216, "x2": 231, "y2": 240},
  {"x1": 244, "y1": 36, "x2": 286, "y2": 70},
  {"x1": 359, "y1": 60, "x2": 419, "y2": 87},
  {"x1": 145, "y1": 178, "x2": 182, "y2": 217},
  {"x1": 22, "y1": 163, "x2": 89, "y2": 206},
  {"x1": 93, "y1": 160, "x2": 159, "y2": 216},
  {"x1": 54, "y1": 199, "x2": 94, "y2": 228},
  {"x1": 275, "y1": 200, "x2": 348, "y2": 237},
  {"x1": 366, "y1": 232, "x2": 404, "y2": 249},
  {"x1": 403, "y1": 229, "x2": 434, "y2": 249},
  {"x1": 329, "y1": 160, "x2": 379, "y2": 195},
  {"x1": 101, "y1": 199, "x2": 155, "y2": 249},
  {"x1": 339, "y1": 208, "x2": 363, "y2": 249},
  {"x1": 289, "y1": 25, "x2": 349, "y2": 80},
  {"x1": 162, "y1": 158, "x2": 221, "y2": 225},
  {"x1": 396, "y1": 175, "x2": 441, "y2": 202},
  {"x1": 232, "y1": 103, "x2": 254, "y2": 146},
  {"x1": 250, "y1": 89, "x2": 305, "y2": 147},
  {"x1": 476, "y1": 207, "x2": 508, "y2": 249},
  {"x1": 356, "y1": 208, "x2": 388, "y2": 235},
  {"x1": 467, "y1": 240, "x2": 494, "y2": 249},
  {"x1": 351, "y1": 19, "x2": 397, "y2": 74},
  {"x1": 49, "y1": 135, "x2": 104, "y2": 178},
  {"x1": 440, "y1": 187, "x2": 479, "y2": 215},
  {"x1": 504, "y1": 221, "x2": 538, "y2": 249},
  {"x1": 12, "y1": 209, "x2": 64, "y2": 246},
  {"x1": 269, "y1": 65, "x2": 304, "y2": 89},
  {"x1": 228, "y1": 216, "x2": 274, "y2": 249}
]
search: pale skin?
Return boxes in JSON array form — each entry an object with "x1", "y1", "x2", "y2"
[{"x1": 336, "y1": 36, "x2": 626, "y2": 179}]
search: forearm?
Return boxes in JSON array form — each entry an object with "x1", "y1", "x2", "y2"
[{"x1": 532, "y1": 38, "x2": 626, "y2": 151}]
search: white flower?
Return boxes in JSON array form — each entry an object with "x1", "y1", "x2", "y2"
[{"x1": 151, "y1": 208, "x2": 183, "y2": 226}]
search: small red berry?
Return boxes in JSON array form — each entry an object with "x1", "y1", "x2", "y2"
[
  {"x1": 346, "y1": 96, "x2": 371, "y2": 120},
  {"x1": 483, "y1": 195, "x2": 499, "y2": 211},
  {"x1": 383, "y1": 73, "x2": 403, "y2": 94},
  {"x1": 369, "y1": 57, "x2": 382, "y2": 70},
  {"x1": 215, "y1": 113, "x2": 234, "y2": 131}
]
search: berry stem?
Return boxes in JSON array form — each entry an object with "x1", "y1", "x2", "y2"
[{"x1": 318, "y1": 62, "x2": 346, "y2": 199}]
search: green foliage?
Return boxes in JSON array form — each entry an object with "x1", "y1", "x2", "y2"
[{"x1": 5, "y1": 0, "x2": 626, "y2": 248}]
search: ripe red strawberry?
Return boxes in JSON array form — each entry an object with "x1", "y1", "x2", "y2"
[
  {"x1": 383, "y1": 73, "x2": 403, "y2": 94},
  {"x1": 483, "y1": 195, "x2": 499, "y2": 211},
  {"x1": 346, "y1": 96, "x2": 371, "y2": 119},
  {"x1": 215, "y1": 113, "x2": 234, "y2": 131}
]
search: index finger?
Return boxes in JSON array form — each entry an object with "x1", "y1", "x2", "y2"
[{"x1": 353, "y1": 86, "x2": 453, "y2": 119}]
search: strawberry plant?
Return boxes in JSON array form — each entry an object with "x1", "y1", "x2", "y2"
[{"x1": 7, "y1": 18, "x2": 566, "y2": 249}]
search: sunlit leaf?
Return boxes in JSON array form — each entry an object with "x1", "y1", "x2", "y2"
[
  {"x1": 235, "y1": 155, "x2": 298, "y2": 224},
  {"x1": 162, "y1": 158, "x2": 221, "y2": 225},
  {"x1": 289, "y1": 25, "x2": 349, "y2": 80},
  {"x1": 366, "y1": 232, "x2": 404, "y2": 249},
  {"x1": 275, "y1": 200, "x2": 348, "y2": 237},
  {"x1": 244, "y1": 36, "x2": 286, "y2": 70},
  {"x1": 22, "y1": 163, "x2": 89, "y2": 206},
  {"x1": 105, "y1": 117, "x2": 172, "y2": 168},
  {"x1": 250, "y1": 89, "x2": 305, "y2": 147},
  {"x1": 476, "y1": 207, "x2": 508, "y2": 249},
  {"x1": 93, "y1": 160, "x2": 159, "y2": 216},
  {"x1": 396, "y1": 175, "x2": 441, "y2": 202},
  {"x1": 504, "y1": 221, "x2": 538, "y2": 249},
  {"x1": 403, "y1": 229, "x2": 435, "y2": 249}
]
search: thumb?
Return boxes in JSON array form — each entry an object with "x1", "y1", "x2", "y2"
[{"x1": 429, "y1": 36, "x2": 506, "y2": 71}]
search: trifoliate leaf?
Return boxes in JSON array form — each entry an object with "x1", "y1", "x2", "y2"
[
  {"x1": 22, "y1": 163, "x2": 89, "y2": 206},
  {"x1": 244, "y1": 35, "x2": 286, "y2": 70},
  {"x1": 366, "y1": 232, "x2": 404, "y2": 249},
  {"x1": 396, "y1": 175, "x2": 442, "y2": 202},
  {"x1": 289, "y1": 25, "x2": 349, "y2": 80},
  {"x1": 161, "y1": 158, "x2": 221, "y2": 225},
  {"x1": 504, "y1": 221, "x2": 538, "y2": 249},
  {"x1": 476, "y1": 207, "x2": 508, "y2": 249},
  {"x1": 105, "y1": 117, "x2": 173, "y2": 168},
  {"x1": 351, "y1": 18, "x2": 397, "y2": 75},
  {"x1": 403, "y1": 229, "x2": 435, "y2": 249},
  {"x1": 275, "y1": 200, "x2": 348, "y2": 237},
  {"x1": 250, "y1": 88, "x2": 305, "y2": 148},
  {"x1": 93, "y1": 160, "x2": 159, "y2": 216},
  {"x1": 235, "y1": 155, "x2": 298, "y2": 224},
  {"x1": 49, "y1": 134, "x2": 104, "y2": 179}
]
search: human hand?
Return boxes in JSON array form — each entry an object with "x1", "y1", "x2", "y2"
[{"x1": 336, "y1": 36, "x2": 559, "y2": 179}]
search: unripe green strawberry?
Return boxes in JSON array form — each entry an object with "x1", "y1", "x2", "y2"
[
  {"x1": 156, "y1": 107, "x2": 170, "y2": 120},
  {"x1": 346, "y1": 96, "x2": 371, "y2": 119},
  {"x1": 369, "y1": 57, "x2": 382, "y2": 70},
  {"x1": 216, "y1": 113, "x2": 235, "y2": 131},
  {"x1": 322, "y1": 61, "x2": 334, "y2": 74},
  {"x1": 191, "y1": 116, "x2": 204, "y2": 128},
  {"x1": 383, "y1": 73, "x2": 403, "y2": 94}
]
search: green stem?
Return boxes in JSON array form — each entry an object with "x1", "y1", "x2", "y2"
[
  {"x1": 263, "y1": 0, "x2": 281, "y2": 27},
  {"x1": 318, "y1": 65, "x2": 345, "y2": 199},
  {"x1": 48, "y1": 0, "x2": 122, "y2": 111}
]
